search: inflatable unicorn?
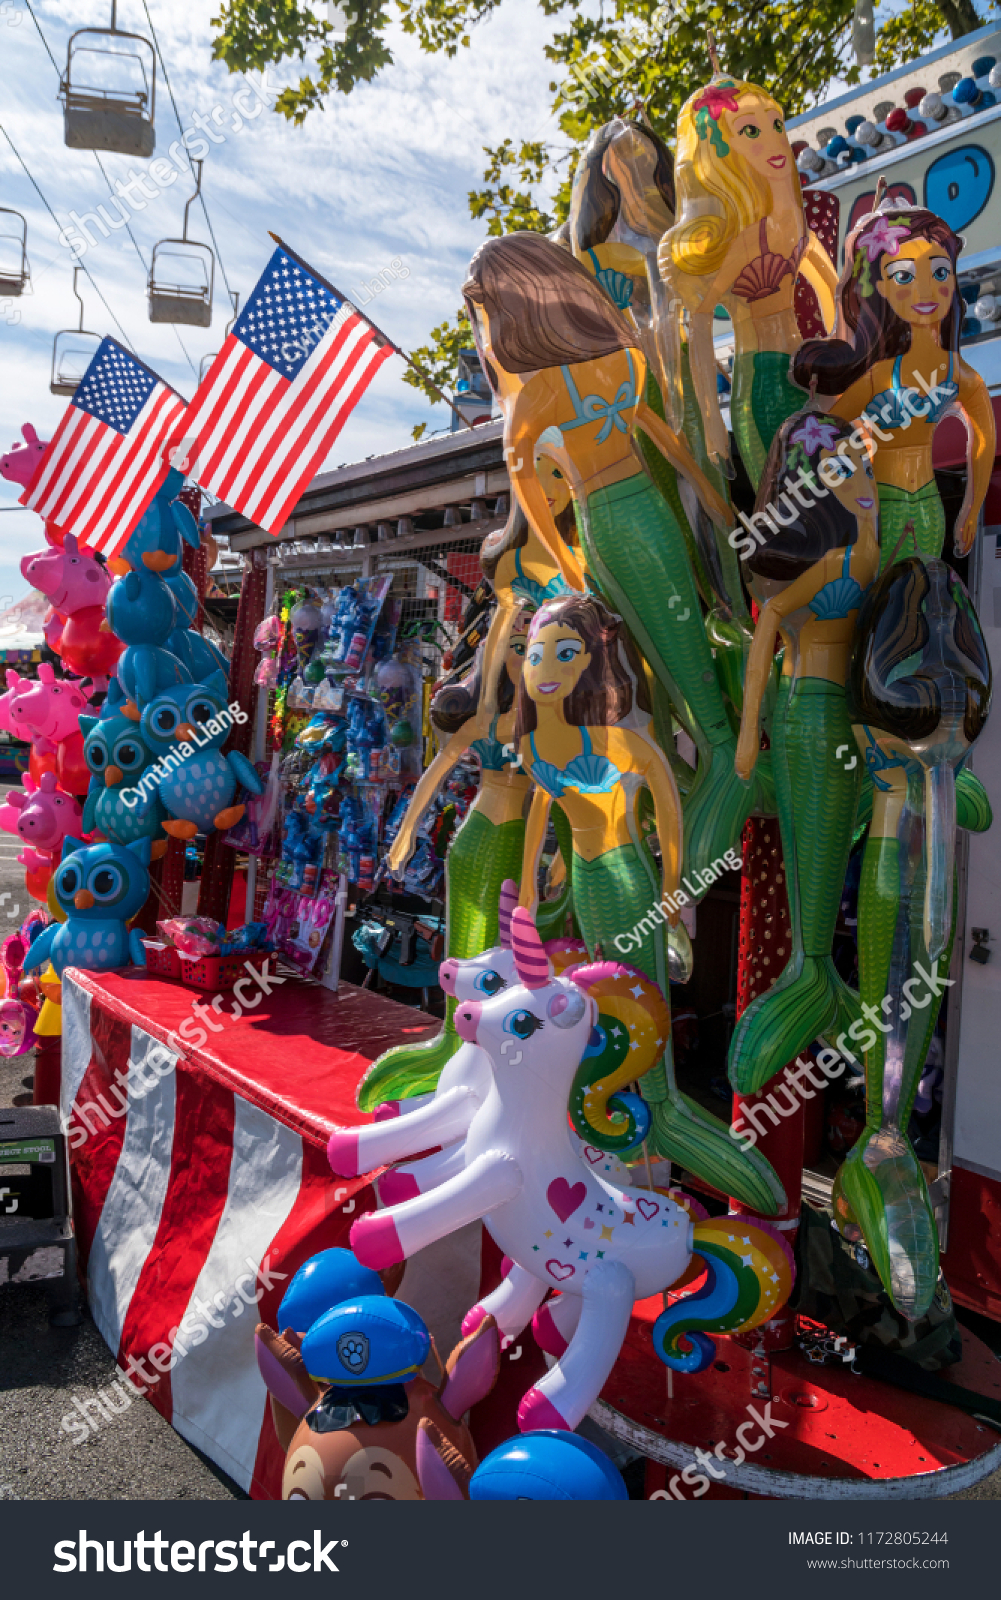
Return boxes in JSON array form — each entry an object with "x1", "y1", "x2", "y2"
[
  {"x1": 358, "y1": 881, "x2": 666, "y2": 1204},
  {"x1": 330, "y1": 903, "x2": 794, "y2": 1433}
]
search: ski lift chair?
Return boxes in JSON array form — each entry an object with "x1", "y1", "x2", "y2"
[
  {"x1": 148, "y1": 161, "x2": 215, "y2": 328},
  {"x1": 0, "y1": 209, "x2": 30, "y2": 297},
  {"x1": 198, "y1": 290, "x2": 240, "y2": 382},
  {"x1": 60, "y1": 1, "x2": 156, "y2": 158},
  {"x1": 50, "y1": 268, "x2": 102, "y2": 397}
]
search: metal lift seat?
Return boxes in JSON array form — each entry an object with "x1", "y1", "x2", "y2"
[
  {"x1": 198, "y1": 289, "x2": 240, "y2": 382},
  {"x1": 51, "y1": 267, "x2": 102, "y2": 397},
  {"x1": 60, "y1": 2, "x2": 156, "y2": 159},
  {"x1": 148, "y1": 160, "x2": 214, "y2": 328},
  {"x1": 0, "y1": 208, "x2": 30, "y2": 297}
]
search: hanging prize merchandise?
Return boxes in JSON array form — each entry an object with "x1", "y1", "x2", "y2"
[
  {"x1": 290, "y1": 595, "x2": 322, "y2": 674},
  {"x1": 254, "y1": 614, "x2": 283, "y2": 688}
]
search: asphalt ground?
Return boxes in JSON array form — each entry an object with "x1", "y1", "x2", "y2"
[
  {"x1": 0, "y1": 782, "x2": 240, "y2": 1501},
  {"x1": 0, "y1": 783, "x2": 996, "y2": 1501}
]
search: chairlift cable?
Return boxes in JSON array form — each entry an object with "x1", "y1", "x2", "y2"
[
  {"x1": 0, "y1": 123, "x2": 138, "y2": 355},
  {"x1": 22, "y1": 0, "x2": 198, "y2": 380},
  {"x1": 140, "y1": 0, "x2": 236, "y2": 307}
]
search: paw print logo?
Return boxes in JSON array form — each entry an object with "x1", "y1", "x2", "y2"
[{"x1": 336, "y1": 1330, "x2": 370, "y2": 1375}]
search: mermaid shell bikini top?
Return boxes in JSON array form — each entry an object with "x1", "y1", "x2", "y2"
[
  {"x1": 558, "y1": 351, "x2": 639, "y2": 445},
  {"x1": 470, "y1": 716, "x2": 510, "y2": 773},
  {"x1": 864, "y1": 352, "x2": 958, "y2": 432},
  {"x1": 731, "y1": 219, "x2": 807, "y2": 304},
  {"x1": 513, "y1": 547, "x2": 575, "y2": 610},
  {"x1": 808, "y1": 547, "x2": 867, "y2": 621},
  {"x1": 528, "y1": 726, "x2": 622, "y2": 799}
]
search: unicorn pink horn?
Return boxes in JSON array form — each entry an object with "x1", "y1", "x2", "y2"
[
  {"x1": 510, "y1": 906, "x2": 552, "y2": 990},
  {"x1": 497, "y1": 879, "x2": 519, "y2": 950}
]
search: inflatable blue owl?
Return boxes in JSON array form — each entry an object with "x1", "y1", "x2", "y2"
[
  {"x1": 121, "y1": 468, "x2": 199, "y2": 576},
  {"x1": 138, "y1": 671, "x2": 264, "y2": 840},
  {"x1": 79, "y1": 708, "x2": 167, "y2": 851},
  {"x1": 107, "y1": 564, "x2": 191, "y2": 709},
  {"x1": 22, "y1": 837, "x2": 151, "y2": 977}
]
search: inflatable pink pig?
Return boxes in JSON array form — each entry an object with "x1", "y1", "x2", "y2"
[
  {"x1": 0, "y1": 424, "x2": 48, "y2": 490},
  {"x1": 21, "y1": 533, "x2": 110, "y2": 616},
  {"x1": 5, "y1": 664, "x2": 91, "y2": 751},
  {"x1": 6, "y1": 772, "x2": 82, "y2": 857}
]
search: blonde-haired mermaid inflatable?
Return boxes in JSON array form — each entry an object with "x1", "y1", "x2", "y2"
[{"x1": 659, "y1": 49, "x2": 838, "y2": 487}]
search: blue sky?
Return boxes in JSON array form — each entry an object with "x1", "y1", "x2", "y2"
[{"x1": 0, "y1": 0, "x2": 563, "y2": 602}]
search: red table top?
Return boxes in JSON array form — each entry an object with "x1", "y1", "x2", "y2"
[{"x1": 68, "y1": 968, "x2": 440, "y2": 1148}]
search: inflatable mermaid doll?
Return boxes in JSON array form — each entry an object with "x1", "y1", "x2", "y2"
[
  {"x1": 357, "y1": 618, "x2": 572, "y2": 1109},
  {"x1": 660, "y1": 49, "x2": 838, "y2": 489},
  {"x1": 836, "y1": 557, "x2": 992, "y2": 1318},
  {"x1": 729, "y1": 410, "x2": 879, "y2": 1095},
  {"x1": 515, "y1": 591, "x2": 784, "y2": 1215},
  {"x1": 564, "y1": 113, "x2": 753, "y2": 728},
  {"x1": 463, "y1": 229, "x2": 757, "y2": 889},
  {"x1": 794, "y1": 201, "x2": 995, "y2": 570}
]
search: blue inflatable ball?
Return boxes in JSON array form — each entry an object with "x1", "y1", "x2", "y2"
[
  {"x1": 301, "y1": 1295, "x2": 430, "y2": 1386},
  {"x1": 469, "y1": 1431, "x2": 629, "y2": 1501},
  {"x1": 278, "y1": 1248, "x2": 385, "y2": 1334}
]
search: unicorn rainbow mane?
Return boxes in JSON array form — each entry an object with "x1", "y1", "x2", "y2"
[{"x1": 652, "y1": 1216, "x2": 795, "y2": 1371}]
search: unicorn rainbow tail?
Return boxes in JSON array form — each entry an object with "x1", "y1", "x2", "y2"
[{"x1": 652, "y1": 1217, "x2": 795, "y2": 1373}]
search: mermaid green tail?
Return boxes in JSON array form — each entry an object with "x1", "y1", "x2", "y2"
[
  {"x1": 730, "y1": 676, "x2": 862, "y2": 1095},
  {"x1": 832, "y1": 818, "x2": 956, "y2": 1319},
  {"x1": 357, "y1": 809, "x2": 525, "y2": 1110},
  {"x1": 876, "y1": 482, "x2": 946, "y2": 571},
  {"x1": 731, "y1": 350, "x2": 806, "y2": 490},
  {"x1": 572, "y1": 841, "x2": 784, "y2": 1214},
  {"x1": 581, "y1": 473, "x2": 754, "y2": 886}
]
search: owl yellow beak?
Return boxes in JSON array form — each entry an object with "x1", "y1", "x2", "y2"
[
  {"x1": 104, "y1": 765, "x2": 123, "y2": 786},
  {"x1": 74, "y1": 890, "x2": 95, "y2": 910},
  {"x1": 176, "y1": 722, "x2": 199, "y2": 742}
]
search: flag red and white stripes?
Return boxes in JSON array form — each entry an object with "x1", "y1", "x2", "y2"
[
  {"x1": 20, "y1": 338, "x2": 187, "y2": 557},
  {"x1": 179, "y1": 241, "x2": 394, "y2": 535}
]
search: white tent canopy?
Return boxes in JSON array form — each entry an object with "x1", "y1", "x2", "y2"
[{"x1": 0, "y1": 589, "x2": 48, "y2": 657}]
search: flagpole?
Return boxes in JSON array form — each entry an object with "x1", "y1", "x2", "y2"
[{"x1": 268, "y1": 232, "x2": 481, "y2": 431}]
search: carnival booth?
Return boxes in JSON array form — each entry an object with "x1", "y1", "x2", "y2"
[{"x1": 7, "y1": 23, "x2": 1001, "y2": 1503}]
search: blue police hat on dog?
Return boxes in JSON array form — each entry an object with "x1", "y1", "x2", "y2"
[
  {"x1": 278, "y1": 1249, "x2": 385, "y2": 1334},
  {"x1": 469, "y1": 1431, "x2": 628, "y2": 1500},
  {"x1": 301, "y1": 1295, "x2": 430, "y2": 1386}
]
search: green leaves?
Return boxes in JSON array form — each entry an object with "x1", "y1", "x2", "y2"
[
  {"x1": 402, "y1": 305, "x2": 472, "y2": 433},
  {"x1": 469, "y1": 139, "x2": 558, "y2": 235}
]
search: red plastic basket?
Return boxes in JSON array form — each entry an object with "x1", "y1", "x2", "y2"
[
  {"x1": 177, "y1": 949, "x2": 271, "y2": 991},
  {"x1": 142, "y1": 941, "x2": 181, "y2": 978},
  {"x1": 141, "y1": 942, "x2": 270, "y2": 991}
]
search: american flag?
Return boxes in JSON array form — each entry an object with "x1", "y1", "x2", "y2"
[
  {"x1": 178, "y1": 240, "x2": 394, "y2": 535},
  {"x1": 20, "y1": 338, "x2": 188, "y2": 556}
]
